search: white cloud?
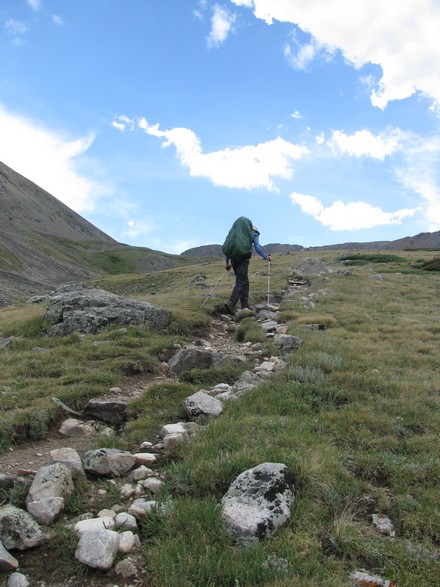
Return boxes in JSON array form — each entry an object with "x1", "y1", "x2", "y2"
[
  {"x1": 395, "y1": 135, "x2": 440, "y2": 230},
  {"x1": 0, "y1": 105, "x2": 105, "y2": 212},
  {"x1": 122, "y1": 220, "x2": 154, "y2": 239},
  {"x1": 290, "y1": 193, "x2": 417, "y2": 231},
  {"x1": 284, "y1": 34, "x2": 321, "y2": 70},
  {"x1": 27, "y1": 0, "x2": 42, "y2": 11},
  {"x1": 231, "y1": 0, "x2": 440, "y2": 109},
  {"x1": 291, "y1": 110, "x2": 302, "y2": 120},
  {"x1": 134, "y1": 117, "x2": 309, "y2": 190},
  {"x1": 112, "y1": 115, "x2": 136, "y2": 132},
  {"x1": 208, "y1": 5, "x2": 236, "y2": 47},
  {"x1": 52, "y1": 15, "x2": 64, "y2": 26},
  {"x1": 328, "y1": 129, "x2": 399, "y2": 160},
  {"x1": 5, "y1": 19, "x2": 28, "y2": 35}
]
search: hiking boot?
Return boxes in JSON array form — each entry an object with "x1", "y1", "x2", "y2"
[
  {"x1": 241, "y1": 302, "x2": 254, "y2": 311},
  {"x1": 224, "y1": 301, "x2": 236, "y2": 316}
]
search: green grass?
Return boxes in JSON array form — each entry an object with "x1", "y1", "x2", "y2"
[{"x1": 1, "y1": 249, "x2": 440, "y2": 586}]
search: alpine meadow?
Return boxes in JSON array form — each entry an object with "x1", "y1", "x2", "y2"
[{"x1": 1, "y1": 246, "x2": 440, "y2": 587}]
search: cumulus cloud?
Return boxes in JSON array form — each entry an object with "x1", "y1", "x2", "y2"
[
  {"x1": 208, "y1": 5, "x2": 236, "y2": 47},
  {"x1": 0, "y1": 105, "x2": 105, "y2": 212},
  {"x1": 396, "y1": 134, "x2": 440, "y2": 230},
  {"x1": 328, "y1": 129, "x2": 399, "y2": 160},
  {"x1": 290, "y1": 193, "x2": 417, "y2": 231},
  {"x1": 231, "y1": 0, "x2": 440, "y2": 109},
  {"x1": 133, "y1": 117, "x2": 309, "y2": 190},
  {"x1": 284, "y1": 34, "x2": 321, "y2": 70}
]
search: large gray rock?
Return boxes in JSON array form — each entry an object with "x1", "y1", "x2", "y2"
[
  {"x1": 221, "y1": 463, "x2": 295, "y2": 547},
  {"x1": 0, "y1": 540, "x2": 19, "y2": 570},
  {"x1": 84, "y1": 398, "x2": 129, "y2": 424},
  {"x1": 49, "y1": 447, "x2": 85, "y2": 479},
  {"x1": 293, "y1": 257, "x2": 332, "y2": 276},
  {"x1": 273, "y1": 334, "x2": 303, "y2": 354},
  {"x1": 168, "y1": 348, "x2": 217, "y2": 374},
  {"x1": 42, "y1": 288, "x2": 169, "y2": 336},
  {"x1": 75, "y1": 529, "x2": 120, "y2": 570},
  {"x1": 27, "y1": 497, "x2": 65, "y2": 525},
  {"x1": 26, "y1": 463, "x2": 74, "y2": 506},
  {"x1": 183, "y1": 391, "x2": 223, "y2": 418},
  {"x1": 82, "y1": 448, "x2": 136, "y2": 477},
  {"x1": 0, "y1": 505, "x2": 48, "y2": 551}
]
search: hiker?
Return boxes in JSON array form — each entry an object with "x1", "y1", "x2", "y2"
[{"x1": 222, "y1": 216, "x2": 271, "y2": 315}]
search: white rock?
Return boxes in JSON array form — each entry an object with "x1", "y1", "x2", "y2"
[
  {"x1": 27, "y1": 497, "x2": 64, "y2": 525},
  {"x1": 183, "y1": 390, "x2": 223, "y2": 418},
  {"x1": 372, "y1": 513, "x2": 396, "y2": 537},
  {"x1": 128, "y1": 465, "x2": 155, "y2": 482},
  {"x1": 128, "y1": 499, "x2": 158, "y2": 519},
  {"x1": 7, "y1": 572, "x2": 29, "y2": 587},
  {"x1": 49, "y1": 447, "x2": 85, "y2": 478},
  {"x1": 118, "y1": 531, "x2": 138, "y2": 554},
  {"x1": 139, "y1": 441, "x2": 153, "y2": 450},
  {"x1": 97, "y1": 509, "x2": 117, "y2": 519},
  {"x1": 74, "y1": 516, "x2": 115, "y2": 537},
  {"x1": 115, "y1": 512, "x2": 138, "y2": 531},
  {"x1": 142, "y1": 477, "x2": 164, "y2": 494},
  {"x1": 120, "y1": 483, "x2": 136, "y2": 498},
  {"x1": 75, "y1": 529, "x2": 119, "y2": 570},
  {"x1": 133, "y1": 453, "x2": 157, "y2": 466},
  {"x1": 163, "y1": 433, "x2": 186, "y2": 450},
  {"x1": 160, "y1": 423, "x2": 188, "y2": 438}
]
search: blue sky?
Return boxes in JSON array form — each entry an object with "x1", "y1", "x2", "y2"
[{"x1": 1, "y1": 0, "x2": 440, "y2": 254}]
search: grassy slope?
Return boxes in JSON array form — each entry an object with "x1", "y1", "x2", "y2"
[{"x1": 1, "y1": 250, "x2": 440, "y2": 586}]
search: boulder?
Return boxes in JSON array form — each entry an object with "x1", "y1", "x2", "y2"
[
  {"x1": 183, "y1": 391, "x2": 223, "y2": 418},
  {"x1": 49, "y1": 447, "x2": 85, "y2": 479},
  {"x1": 293, "y1": 258, "x2": 332, "y2": 276},
  {"x1": 75, "y1": 529, "x2": 120, "y2": 570},
  {"x1": 42, "y1": 288, "x2": 169, "y2": 336},
  {"x1": 27, "y1": 497, "x2": 65, "y2": 525},
  {"x1": 168, "y1": 348, "x2": 216, "y2": 374},
  {"x1": 84, "y1": 398, "x2": 129, "y2": 424},
  {"x1": 26, "y1": 463, "x2": 74, "y2": 505},
  {"x1": 0, "y1": 540, "x2": 19, "y2": 571},
  {"x1": 272, "y1": 334, "x2": 304, "y2": 354},
  {"x1": 0, "y1": 505, "x2": 48, "y2": 550},
  {"x1": 221, "y1": 463, "x2": 295, "y2": 547},
  {"x1": 82, "y1": 448, "x2": 136, "y2": 477}
]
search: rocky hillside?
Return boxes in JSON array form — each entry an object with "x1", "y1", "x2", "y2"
[{"x1": 0, "y1": 162, "x2": 196, "y2": 305}]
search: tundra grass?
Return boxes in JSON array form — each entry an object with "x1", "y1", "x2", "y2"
[{"x1": 1, "y1": 250, "x2": 440, "y2": 586}]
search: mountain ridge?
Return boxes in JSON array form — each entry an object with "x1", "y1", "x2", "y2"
[
  {"x1": 0, "y1": 161, "x2": 193, "y2": 304},
  {"x1": 1, "y1": 160, "x2": 439, "y2": 304}
]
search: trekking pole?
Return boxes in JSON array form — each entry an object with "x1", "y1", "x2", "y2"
[
  {"x1": 267, "y1": 260, "x2": 271, "y2": 305},
  {"x1": 201, "y1": 270, "x2": 228, "y2": 307}
]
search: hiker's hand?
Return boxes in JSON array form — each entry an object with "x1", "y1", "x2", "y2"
[
  {"x1": 267, "y1": 255, "x2": 272, "y2": 262},
  {"x1": 226, "y1": 264, "x2": 231, "y2": 271}
]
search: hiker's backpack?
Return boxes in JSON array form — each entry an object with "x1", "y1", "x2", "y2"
[{"x1": 222, "y1": 217, "x2": 254, "y2": 261}]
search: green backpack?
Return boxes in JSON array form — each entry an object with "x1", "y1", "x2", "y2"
[{"x1": 222, "y1": 217, "x2": 254, "y2": 261}]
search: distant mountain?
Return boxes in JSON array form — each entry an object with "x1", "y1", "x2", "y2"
[
  {"x1": 181, "y1": 233, "x2": 440, "y2": 257},
  {"x1": 0, "y1": 162, "x2": 194, "y2": 304},
  {"x1": 181, "y1": 243, "x2": 304, "y2": 257}
]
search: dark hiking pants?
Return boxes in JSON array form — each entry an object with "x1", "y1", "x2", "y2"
[{"x1": 229, "y1": 257, "x2": 250, "y2": 307}]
